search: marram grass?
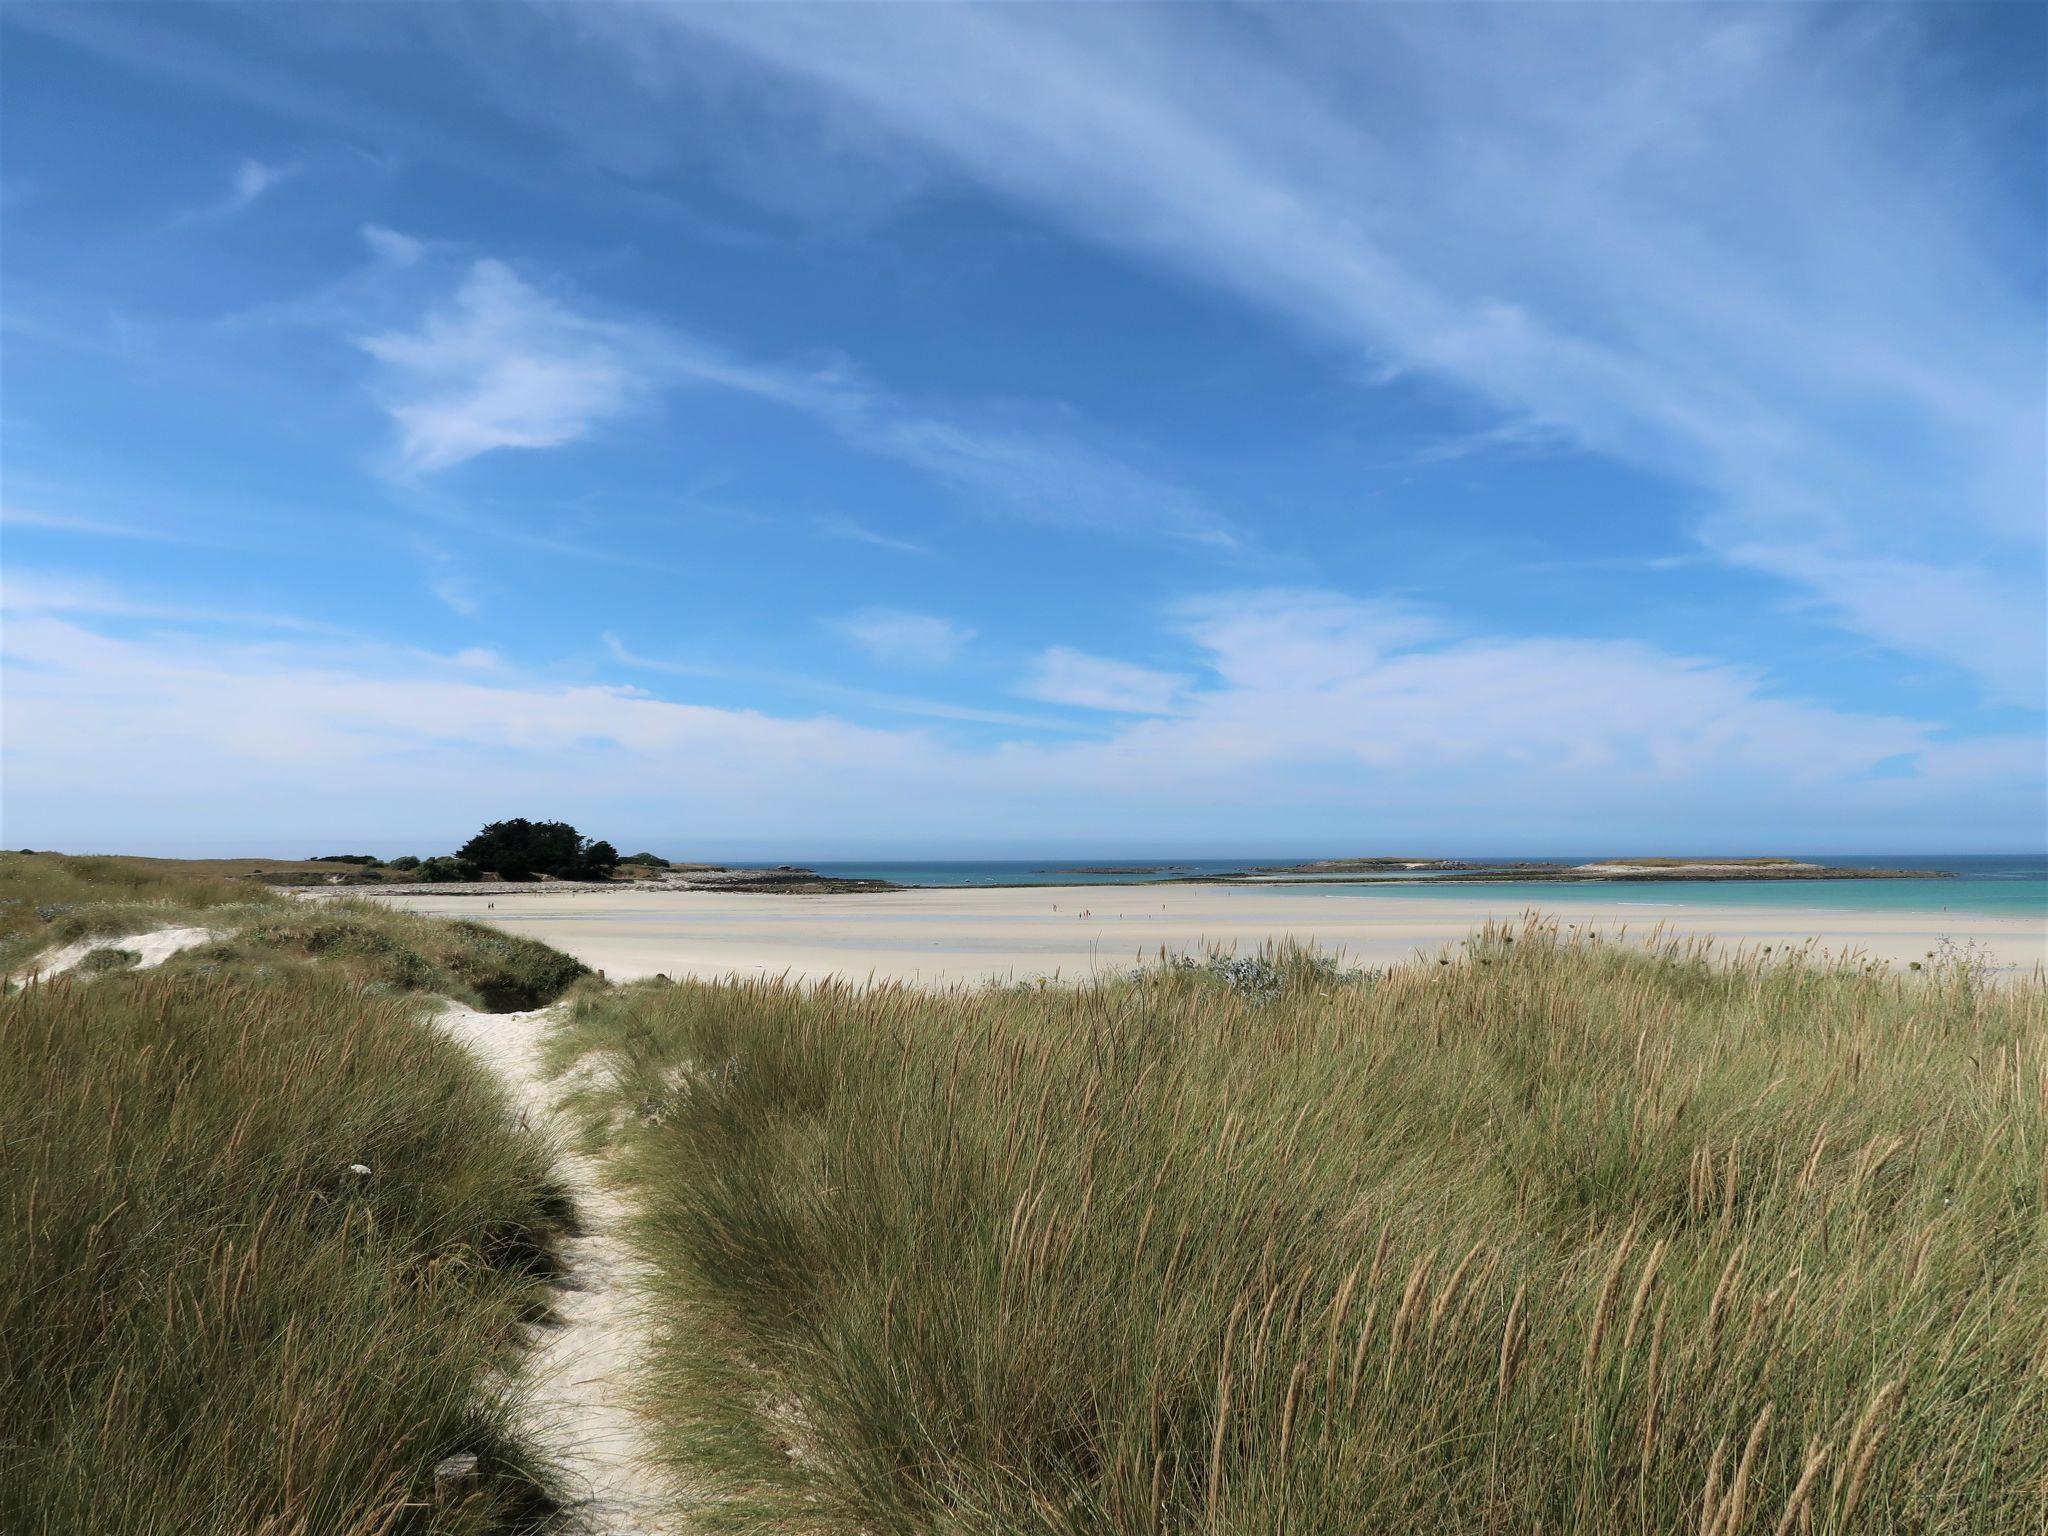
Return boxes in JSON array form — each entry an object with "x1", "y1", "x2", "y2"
[
  {"x1": 557, "y1": 924, "x2": 2048, "y2": 1535},
  {"x1": 0, "y1": 851, "x2": 583, "y2": 1536}
]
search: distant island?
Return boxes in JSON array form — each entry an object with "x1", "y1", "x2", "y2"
[{"x1": 1203, "y1": 856, "x2": 1950, "y2": 885}]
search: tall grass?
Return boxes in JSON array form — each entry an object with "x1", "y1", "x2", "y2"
[
  {"x1": 557, "y1": 925, "x2": 2048, "y2": 1534},
  {"x1": 0, "y1": 849, "x2": 587, "y2": 1011},
  {"x1": 165, "y1": 899, "x2": 590, "y2": 1012},
  {"x1": 0, "y1": 967, "x2": 571, "y2": 1534},
  {"x1": 0, "y1": 851, "x2": 279, "y2": 970},
  {"x1": 0, "y1": 851, "x2": 591, "y2": 1533}
]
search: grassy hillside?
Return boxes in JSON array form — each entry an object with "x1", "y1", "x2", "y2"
[
  {"x1": 0, "y1": 852, "x2": 587, "y2": 1010},
  {"x1": 3, "y1": 848, "x2": 421, "y2": 889},
  {"x1": 164, "y1": 901, "x2": 590, "y2": 1012},
  {"x1": 556, "y1": 928, "x2": 2048, "y2": 1535},
  {"x1": 0, "y1": 857, "x2": 587, "y2": 1533}
]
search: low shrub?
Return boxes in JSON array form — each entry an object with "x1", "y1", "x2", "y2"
[{"x1": 74, "y1": 945, "x2": 140, "y2": 976}]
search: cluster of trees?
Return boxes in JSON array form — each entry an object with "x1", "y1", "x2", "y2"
[
  {"x1": 312, "y1": 822, "x2": 671, "y2": 883},
  {"x1": 453, "y1": 820, "x2": 619, "y2": 881}
]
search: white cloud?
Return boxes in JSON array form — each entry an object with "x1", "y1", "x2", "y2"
[
  {"x1": 594, "y1": 5, "x2": 2041, "y2": 698},
  {"x1": 360, "y1": 254, "x2": 1233, "y2": 543},
  {"x1": 5, "y1": 581, "x2": 2039, "y2": 849},
  {"x1": 1022, "y1": 647, "x2": 1188, "y2": 715},
  {"x1": 230, "y1": 157, "x2": 292, "y2": 207},
  {"x1": 832, "y1": 608, "x2": 973, "y2": 668},
  {"x1": 1171, "y1": 590, "x2": 1442, "y2": 690},
  {"x1": 360, "y1": 260, "x2": 651, "y2": 473},
  {"x1": 359, "y1": 223, "x2": 425, "y2": 268},
  {"x1": 180, "y1": 155, "x2": 300, "y2": 222}
]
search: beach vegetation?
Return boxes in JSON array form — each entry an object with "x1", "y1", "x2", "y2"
[
  {"x1": 417, "y1": 855, "x2": 481, "y2": 883},
  {"x1": 553, "y1": 924, "x2": 2048, "y2": 1535},
  {"x1": 0, "y1": 864, "x2": 577, "y2": 1533},
  {"x1": 165, "y1": 900, "x2": 591, "y2": 1012}
]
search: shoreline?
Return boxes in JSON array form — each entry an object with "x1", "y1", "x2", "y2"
[{"x1": 361, "y1": 882, "x2": 2048, "y2": 988}]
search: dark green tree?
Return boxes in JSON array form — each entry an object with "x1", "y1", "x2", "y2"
[{"x1": 455, "y1": 820, "x2": 618, "y2": 881}]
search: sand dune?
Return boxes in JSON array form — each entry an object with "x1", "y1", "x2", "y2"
[{"x1": 366, "y1": 884, "x2": 2047, "y2": 987}]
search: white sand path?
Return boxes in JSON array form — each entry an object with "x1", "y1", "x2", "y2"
[
  {"x1": 436, "y1": 1001, "x2": 689, "y2": 1535},
  {"x1": 23, "y1": 925, "x2": 219, "y2": 983},
  {"x1": 371, "y1": 884, "x2": 2047, "y2": 988}
]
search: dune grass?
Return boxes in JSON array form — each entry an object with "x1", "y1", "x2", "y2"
[
  {"x1": 555, "y1": 925, "x2": 2048, "y2": 1535},
  {"x1": 0, "y1": 851, "x2": 279, "y2": 971},
  {"x1": 0, "y1": 855, "x2": 591, "y2": 1534},
  {"x1": 0, "y1": 851, "x2": 587, "y2": 1011},
  {"x1": 164, "y1": 899, "x2": 590, "y2": 1012},
  {"x1": 1, "y1": 967, "x2": 574, "y2": 1533}
]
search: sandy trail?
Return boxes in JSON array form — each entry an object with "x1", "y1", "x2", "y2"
[
  {"x1": 24, "y1": 925, "x2": 219, "y2": 982},
  {"x1": 436, "y1": 1001, "x2": 686, "y2": 1535},
  {"x1": 374, "y1": 884, "x2": 2047, "y2": 988}
]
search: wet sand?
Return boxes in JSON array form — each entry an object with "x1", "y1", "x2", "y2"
[{"x1": 366, "y1": 884, "x2": 2048, "y2": 987}]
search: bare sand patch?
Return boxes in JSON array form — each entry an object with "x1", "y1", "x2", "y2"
[{"x1": 23, "y1": 925, "x2": 219, "y2": 983}]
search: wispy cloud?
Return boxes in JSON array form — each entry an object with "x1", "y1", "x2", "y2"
[
  {"x1": 0, "y1": 504, "x2": 210, "y2": 546},
  {"x1": 178, "y1": 155, "x2": 300, "y2": 223},
  {"x1": 359, "y1": 223, "x2": 425, "y2": 269},
  {"x1": 816, "y1": 517, "x2": 926, "y2": 556},
  {"x1": 605, "y1": 631, "x2": 1076, "y2": 731},
  {"x1": 599, "y1": 4, "x2": 2040, "y2": 699},
  {"x1": 1021, "y1": 647, "x2": 1188, "y2": 715},
  {"x1": 832, "y1": 607, "x2": 974, "y2": 669},
  {"x1": 412, "y1": 538, "x2": 485, "y2": 617},
  {"x1": 359, "y1": 260, "x2": 651, "y2": 474},
  {"x1": 360, "y1": 255, "x2": 1237, "y2": 545},
  {"x1": 0, "y1": 569, "x2": 341, "y2": 634}
]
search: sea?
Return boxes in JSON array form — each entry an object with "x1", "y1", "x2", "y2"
[{"x1": 739, "y1": 854, "x2": 2047, "y2": 918}]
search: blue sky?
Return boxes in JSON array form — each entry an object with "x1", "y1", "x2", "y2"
[{"x1": 2, "y1": 2, "x2": 2042, "y2": 857}]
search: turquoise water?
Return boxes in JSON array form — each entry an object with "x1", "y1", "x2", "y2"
[{"x1": 782, "y1": 855, "x2": 2047, "y2": 918}]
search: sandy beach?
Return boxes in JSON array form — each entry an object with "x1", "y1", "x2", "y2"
[{"x1": 368, "y1": 883, "x2": 2048, "y2": 987}]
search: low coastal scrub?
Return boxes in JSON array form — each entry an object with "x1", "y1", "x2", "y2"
[{"x1": 557, "y1": 927, "x2": 2048, "y2": 1534}]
